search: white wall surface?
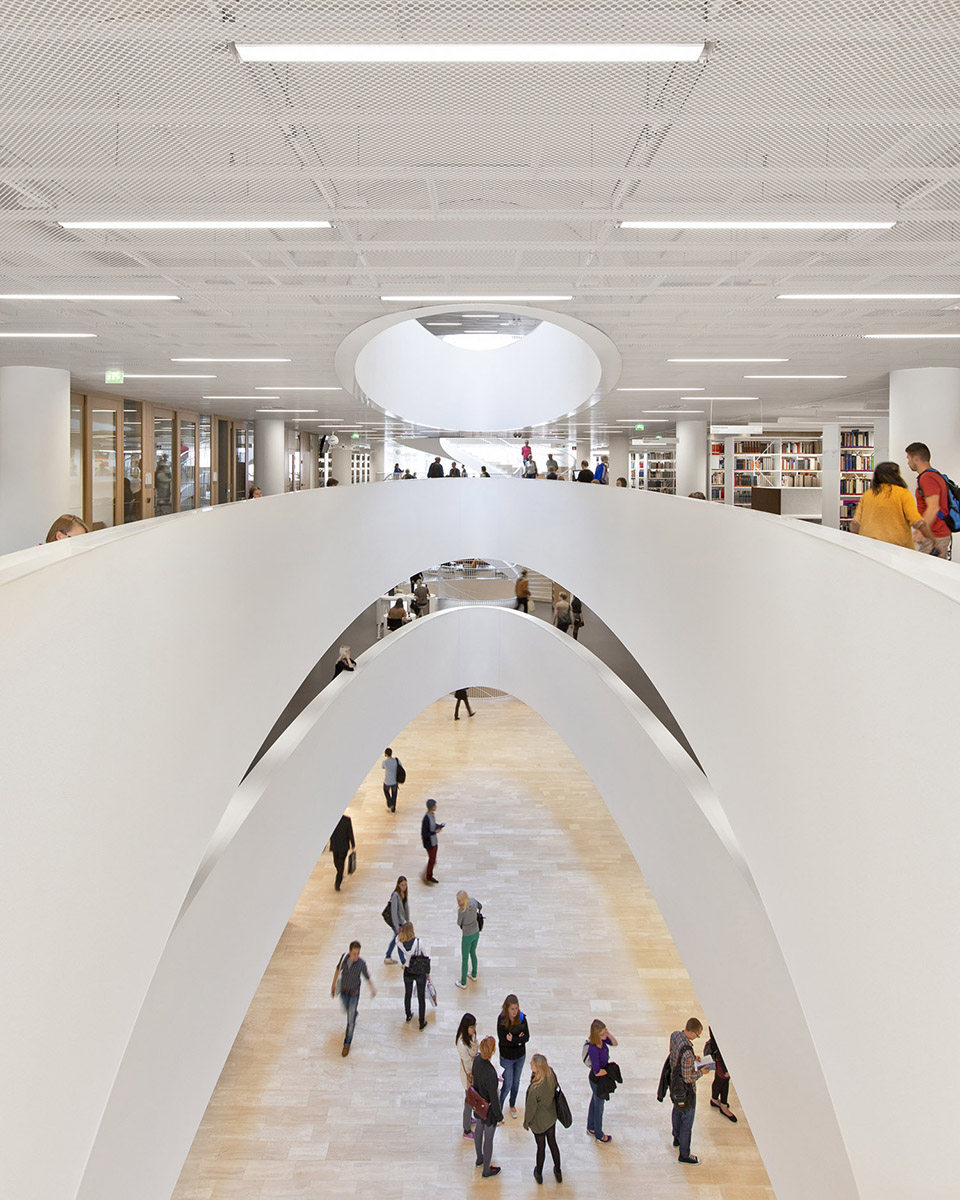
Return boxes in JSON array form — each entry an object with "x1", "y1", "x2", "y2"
[
  {"x1": 0, "y1": 365, "x2": 71, "y2": 553},
  {"x1": 2, "y1": 480, "x2": 960, "y2": 1200}
]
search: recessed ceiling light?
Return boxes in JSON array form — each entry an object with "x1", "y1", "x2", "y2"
[
  {"x1": 0, "y1": 292, "x2": 180, "y2": 301},
  {"x1": 204, "y1": 395, "x2": 280, "y2": 400},
  {"x1": 124, "y1": 373, "x2": 217, "y2": 379},
  {"x1": 744, "y1": 374, "x2": 847, "y2": 379},
  {"x1": 617, "y1": 387, "x2": 704, "y2": 392},
  {"x1": 255, "y1": 408, "x2": 319, "y2": 413},
  {"x1": 668, "y1": 357, "x2": 788, "y2": 363},
  {"x1": 254, "y1": 386, "x2": 341, "y2": 391},
  {"x1": 424, "y1": 322, "x2": 462, "y2": 327},
  {"x1": 383, "y1": 294, "x2": 572, "y2": 302},
  {"x1": 234, "y1": 42, "x2": 706, "y2": 64},
  {"x1": 0, "y1": 331, "x2": 96, "y2": 337},
  {"x1": 778, "y1": 293, "x2": 959, "y2": 300},
  {"x1": 621, "y1": 220, "x2": 895, "y2": 230},
  {"x1": 60, "y1": 220, "x2": 330, "y2": 230},
  {"x1": 862, "y1": 333, "x2": 960, "y2": 339},
  {"x1": 172, "y1": 357, "x2": 291, "y2": 362}
]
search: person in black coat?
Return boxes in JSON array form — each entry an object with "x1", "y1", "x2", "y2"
[
  {"x1": 705, "y1": 1027, "x2": 738, "y2": 1122},
  {"x1": 471, "y1": 1036, "x2": 504, "y2": 1177},
  {"x1": 329, "y1": 813, "x2": 355, "y2": 891}
]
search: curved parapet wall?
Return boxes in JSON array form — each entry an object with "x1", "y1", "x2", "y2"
[
  {"x1": 1, "y1": 480, "x2": 959, "y2": 1199},
  {"x1": 78, "y1": 605, "x2": 849, "y2": 1200}
]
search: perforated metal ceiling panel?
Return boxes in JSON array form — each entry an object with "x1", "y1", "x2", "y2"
[{"x1": 1, "y1": 1, "x2": 960, "y2": 436}]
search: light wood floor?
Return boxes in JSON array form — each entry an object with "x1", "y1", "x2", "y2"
[{"x1": 172, "y1": 698, "x2": 775, "y2": 1199}]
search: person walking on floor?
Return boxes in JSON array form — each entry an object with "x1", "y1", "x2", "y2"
[
  {"x1": 331, "y1": 941, "x2": 376, "y2": 1057},
  {"x1": 571, "y1": 595, "x2": 584, "y2": 640},
  {"x1": 421, "y1": 798, "x2": 444, "y2": 884},
  {"x1": 454, "y1": 891, "x2": 482, "y2": 989},
  {"x1": 585, "y1": 1018, "x2": 618, "y2": 1142},
  {"x1": 454, "y1": 687, "x2": 476, "y2": 719},
  {"x1": 850, "y1": 456, "x2": 935, "y2": 550},
  {"x1": 553, "y1": 591, "x2": 572, "y2": 633},
  {"x1": 411, "y1": 578, "x2": 430, "y2": 617},
  {"x1": 328, "y1": 812, "x2": 355, "y2": 891},
  {"x1": 398, "y1": 922, "x2": 430, "y2": 1030},
  {"x1": 669, "y1": 1016, "x2": 712, "y2": 1164},
  {"x1": 471, "y1": 1036, "x2": 504, "y2": 1177},
  {"x1": 704, "y1": 1026, "x2": 737, "y2": 1122},
  {"x1": 497, "y1": 993, "x2": 531, "y2": 1118},
  {"x1": 457, "y1": 1013, "x2": 480, "y2": 1138},
  {"x1": 381, "y1": 747, "x2": 400, "y2": 812},
  {"x1": 524, "y1": 1053, "x2": 563, "y2": 1184},
  {"x1": 384, "y1": 874, "x2": 409, "y2": 964},
  {"x1": 514, "y1": 570, "x2": 530, "y2": 613}
]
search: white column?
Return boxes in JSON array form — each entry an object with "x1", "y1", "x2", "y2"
[
  {"x1": 675, "y1": 419, "x2": 708, "y2": 496},
  {"x1": 889, "y1": 368, "x2": 960, "y2": 479},
  {"x1": 301, "y1": 435, "x2": 317, "y2": 490},
  {"x1": 607, "y1": 435, "x2": 629, "y2": 484},
  {"x1": 873, "y1": 416, "x2": 890, "y2": 464},
  {"x1": 329, "y1": 439, "x2": 353, "y2": 485},
  {"x1": 723, "y1": 435, "x2": 736, "y2": 505},
  {"x1": 253, "y1": 418, "x2": 286, "y2": 496},
  {"x1": 821, "y1": 422, "x2": 840, "y2": 528},
  {"x1": 371, "y1": 441, "x2": 386, "y2": 482},
  {"x1": 0, "y1": 365, "x2": 71, "y2": 554}
]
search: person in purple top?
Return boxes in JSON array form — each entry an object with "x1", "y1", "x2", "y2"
[{"x1": 585, "y1": 1019, "x2": 618, "y2": 1142}]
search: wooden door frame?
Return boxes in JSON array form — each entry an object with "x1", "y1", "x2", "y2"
[
  {"x1": 177, "y1": 409, "x2": 200, "y2": 511},
  {"x1": 80, "y1": 393, "x2": 124, "y2": 530}
]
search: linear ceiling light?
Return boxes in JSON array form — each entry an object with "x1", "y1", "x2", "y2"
[
  {"x1": 254, "y1": 385, "x2": 341, "y2": 391},
  {"x1": 204, "y1": 394, "x2": 280, "y2": 400},
  {"x1": 744, "y1": 374, "x2": 846, "y2": 379},
  {"x1": 234, "y1": 42, "x2": 706, "y2": 64},
  {"x1": 684, "y1": 395, "x2": 758, "y2": 400},
  {"x1": 640, "y1": 409, "x2": 704, "y2": 414},
  {"x1": 778, "y1": 293, "x2": 960, "y2": 300},
  {"x1": 172, "y1": 357, "x2": 291, "y2": 362},
  {"x1": 617, "y1": 387, "x2": 704, "y2": 392},
  {"x1": 59, "y1": 220, "x2": 330, "y2": 230},
  {"x1": 0, "y1": 331, "x2": 96, "y2": 337},
  {"x1": 862, "y1": 333, "x2": 960, "y2": 339},
  {"x1": 668, "y1": 357, "x2": 788, "y2": 363},
  {"x1": 621, "y1": 220, "x2": 895, "y2": 230},
  {"x1": 255, "y1": 408, "x2": 319, "y2": 413},
  {"x1": 0, "y1": 292, "x2": 180, "y2": 301},
  {"x1": 383, "y1": 294, "x2": 572, "y2": 302},
  {"x1": 124, "y1": 373, "x2": 217, "y2": 379}
]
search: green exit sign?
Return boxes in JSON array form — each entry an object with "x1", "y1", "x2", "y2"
[
  {"x1": 105, "y1": 369, "x2": 124, "y2": 384},
  {"x1": 634, "y1": 423, "x2": 644, "y2": 431}
]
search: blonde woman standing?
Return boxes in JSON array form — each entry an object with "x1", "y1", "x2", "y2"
[
  {"x1": 454, "y1": 891, "x2": 482, "y2": 990},
  {"x1": 524, "y1": 1054, "x2": 562, "y2": 1184},
  {"x1": 456, "y1": 1012, "x2": 479, "y2": 1138}
]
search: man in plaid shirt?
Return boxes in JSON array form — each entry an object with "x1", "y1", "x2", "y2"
[{"x1": 669, "y1": 1017, "x2": 712, "y2": 1164}]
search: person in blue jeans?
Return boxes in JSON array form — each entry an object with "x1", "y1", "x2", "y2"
[
  {"x1": 497, "y1": 993, "x2": 530, "y2": 1117},
  {"x1": 331, "y1": 941, "x2": 377, "y2": 1057},
  {"x1": 586, "y1": 1019, "x2": 618, "y2": 1142},
  {"x1": 384, "y1": 875, "x2": 409, "y2": 965}
]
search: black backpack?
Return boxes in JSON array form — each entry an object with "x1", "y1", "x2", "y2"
[
  {"x1": 395, "y1": 760, "x2": 406, "y2": 785},
  {"x1": 668, "y1": 1044, "x2": 697, "y2": 1108}
]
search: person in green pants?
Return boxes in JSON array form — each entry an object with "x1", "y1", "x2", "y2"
[{"x1": 454, "y1": 890, "x2": 482, "y2": 989}]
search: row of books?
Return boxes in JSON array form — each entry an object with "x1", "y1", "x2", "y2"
[
  {"x1": 840, "y1": 481, "x2": 868, "y2": 496},
  {"x1": 841, "y1": 431, "x2": 873, "y2": 448},
  {"x1": 782, "y1": 475, "x2": 821, "y2": 487},
  {"x1": 841, "y1": 453, "x2": 873, "y2": 471},
  {"x1": 781, "y1": 440, "x2": 822, "y2": 454},
  {"x1": 782, "y1": 457, "x2": 820, "y2": 469}
]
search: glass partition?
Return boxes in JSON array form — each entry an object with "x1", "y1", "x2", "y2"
[
  {"x1": 198, "y1": 414, "x2": 212, "y2": 506},
  {"x1": 90, "y1": 406, "x2": 119, "y2": 527},
  {"x1": 153, "y1": 411, "x2": 175, "y2": 516},
  {"x1": 179, "y1": 418, "x2": 196, "y2": 510},
  {"x1": 69, "y1": 400, "x2": 83, "y2": 517},
  {"x1": 123, "y1": 400, "x2": 143, "y2": 521}
]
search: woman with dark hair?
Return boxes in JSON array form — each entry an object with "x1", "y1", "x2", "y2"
[
  {"x1": 384, "y1": 875, "x2": 409, "y2": 965},
  {"x1": 456, "y1": 1012, "x2": 479, "y2": 1138},
  {"x1": 850, "y1": 460, "x2": 936, "y2": 548},
  {"x1": 497, "y1": 994, "x2": 530, "y2": 1117}
]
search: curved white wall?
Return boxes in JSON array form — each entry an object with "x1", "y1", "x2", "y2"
[
  {"x1": 2, "y1": 481, "x2": 960, "y2": 1199},
  {"x1": 78, "y1": 606, "x2": 851, "y2": 1200}
]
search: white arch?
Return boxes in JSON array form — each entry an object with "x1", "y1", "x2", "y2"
[
  {"x1": 1, "y1": 480, "x2": 959, "y2": 1199},
  {"x1": 78, "y1": 605, "x2": 850, "y2": 1200}
]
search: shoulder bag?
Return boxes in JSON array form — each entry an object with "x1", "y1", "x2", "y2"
[
  {"x1": 466, "y1": 1086, "x2": 490, "y2": 1121},
  {"x1": 554, "y1": 1082, "x2": 573, "y2": 1129},
  {"x1": 395, "y1": 760, "x2": 406, "y2": 784}
]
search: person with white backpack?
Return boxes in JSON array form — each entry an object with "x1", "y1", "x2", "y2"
[{"x1": 398, "y1": 922, "x2": 431, "y2": 1030}]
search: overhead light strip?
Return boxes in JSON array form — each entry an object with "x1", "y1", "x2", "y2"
[
  {"x1": 173, "y1": 357, "x2": 291, "y2": 362},
  {"x1": 617, "y1": 386, "x2": 704, "y2": 392},
  {"x1": 254, "y1": 386, "x2": 341, "y2": 391},
  {"x1": 234, "y1": 42, "x2": 706, "y2": 64},
  {"x1": 683, "y1": 395, "x2": 759, "y2": 400},
  {"x1": 778, "y1": 293, "x2": 959, "y2": 300},
  {"x1": 124, "y1": 373, "x2": 217, "y2": 379},
  {"x1": 0, "y1": 331, "x2": 96, "y2": 337},
  {"x1": 384, "y1": 294, "x2": 572, "y2": 302},
  {"x1": 0, "y1": 292, "x2": 180, "y2": 301},
  {"x1": 60, "y1": 220, "x2": 330, "y2": 230},
  {"x1": 862, "y1": 333, "x2": 960, "y2": 339},
  {"x1": 622, "y1": 220, "x2": 895, "y2": 230},
  {"x1": 668, "y1": 357, "x2": 788, "y2": 363},
  {"x1": 205, "y1": 395, "x2": 280, "y2": 400},
  {"x1": 255, "y1": 408, "x2": 320, "y2": 413},
  {"x1": 744, "y1": 374, "x2": 847, "y2": 380}
]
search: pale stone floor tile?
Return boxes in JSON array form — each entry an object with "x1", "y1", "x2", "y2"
[{"x1": 172, "y1": 698, "x2": 775, "y2": 1200}]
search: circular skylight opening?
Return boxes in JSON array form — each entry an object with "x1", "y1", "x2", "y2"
[{"x1": 442, "y1": 333, "x2": 520, "y2": 351}]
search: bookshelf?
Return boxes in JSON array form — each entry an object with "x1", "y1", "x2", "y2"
[
  {"x1": 710, "y1": 441, "x2": 725, "y2": 502},
  {"x1": 839, "y1": 428, "x2": 874, "y2": 528},
  {"x1": 628, "y1": 448, "x2": 677, "y2": 493},
  {"x1": 733, "y1": 439, "x2": 777, "y2": 506}
]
